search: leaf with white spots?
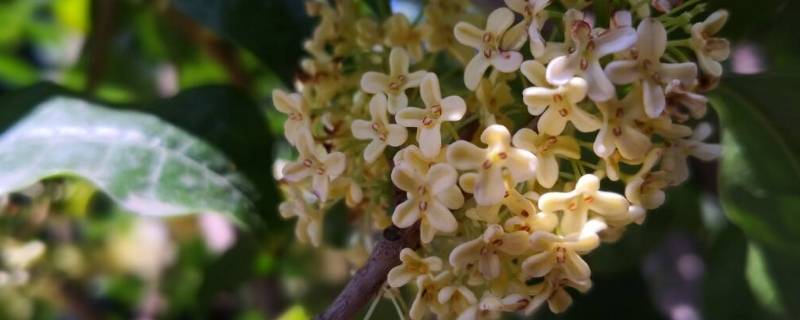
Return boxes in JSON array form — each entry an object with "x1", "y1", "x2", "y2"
[{"x1": 0, "y1": 97, "x2": 258, "y2": 226}]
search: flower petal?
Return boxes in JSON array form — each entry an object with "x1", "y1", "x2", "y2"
[
  {"x1": 427, "y1": 201, "x2": 458, "y2": 233},
  {"x1": 392, "y1": 165, "x2": 421, "y2": 192},
  {"x1": 419, "y1": 125, "x2": 443, "y2": 158},
  {"x1": 546, "y1": 55, "x2": 580, "y2": 85},
  {"x1": 594, "y1": 26, "x2": 638, "y2": 57},
  {"x1": 438, "y1": 186, "x2": 465, "y2": 210},
  {"x1": 499, "y1": 231, "x2": 530, "y2": 255},
  {"x1": 454, "y1": 22, "x2": 484, "y2": 48},
  {"x1": 386, "y1": 124, "x2": 408, "y2": 147},
  {"x1": 505, "y1": 148, "x2": 538, "y2": 183},
  {"x1": 388, "y1": 267, "x2": 417, "y2": 288},
  {"x1": 605, "y1": 60, "x2": 640, "y2": 84},
  {"x1": 486, "y1": 7, "x2": 515, "y2": 35},
  {"x1": 585, "y1": 61, "x2": 616, "y2": 102},
  {"x1": 324, "y1": 152, "x2": 346, "y2": 178},
  {"x1": 521, "y1": 60, "x2": 548, "y2": 87},
  {"x1": 393, "y1": 199, "x2": 421, "y2": 228},
  {"x1": 447, "y1": 141, "x2": 486, "y2": 170},
  {"x1": 491, "y1": 50, "x2": 523, "y2": 73},
  {"x1": 660, "y1": 62, "x2": 697, "y2": 85},
  {"x1": 450, "y1": 239, "x2": 483, "y2": 269},
  {"x1": 636, "y1": 18, "x2": 666, "y2": 61},
  {"x1": 421, "y1": 73, "x2": 442, "y2": 107},
  {"x1": 396, "y1": 107, "x2": 427, "y2": 128},
  {"x1": 642, "y1": 78, "x2": 666, "y2": 118},
  {"x1": 427, "y1": 163, "x2": 458, "y2": 194},
  {"x1": 538, "y1": 108, "x2": 569, "y2": 136},
  {"x1": 364, "y1": 139, "x2": 387, "y2": 163},
  {"x1": 537, "y1": 154, "x2": 559, "y2": 188},
  {"x1": 282, "y1": 161, "x2": 311, "y2": 182},
  {"x1": 616, "y1": 125, "x2": 651, "y2": 160},
  {"x1": 390, "y1": 47, "x2": 410, "y2": 76},
  {"x1": 441, "y1": 96, "x2": 467, "y2": 121},
  {"x1": 562, "y1": 251, "x2": 591, "y2": 281},
  {"x1": 351, "y1": 119, "x2": 376, "y2": 140},
  {"x1": 522, "y1": 251, "x2": 555, "y2": 278},
  {"x1": 465, "y1": 55, "x2": 491, "y2": 90},
  {"x1": 360, "y1": 72, "x2": 390, "y2": 94},
  {"x1": 474, "y1": 165, "x2": 505, "y2": 205},
  {"x1": 388, "y1": 92, "x2": 409, "y2": 114}
]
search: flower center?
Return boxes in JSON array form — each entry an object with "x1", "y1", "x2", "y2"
[
  {"x1": 371, "y1": 121, "x2": 389, "y2": 141},
  {"x1": 388, "y1": 75, "x2": 407, "y2": 93}
]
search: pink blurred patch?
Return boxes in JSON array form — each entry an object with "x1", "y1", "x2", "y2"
[
  {"x1": 732, "y1": 42, "x2": 765, "y2": 74},
  {"x1": 199, "y1": 213, "x2": 236, "y2": 254}
]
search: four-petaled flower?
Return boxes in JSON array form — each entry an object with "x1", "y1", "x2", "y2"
[
  {"x1": 361, "y1": 47, "x2": 427, "y2": 113},
  {"x1": 447, "y1": 125, "x2": 537, "y2": 205},
  {"x1": 392, "y1": 163, "x2": 464, "y2": 243},
  {"x1": 522, "y1": 219, "x2": 606, "y2": 282},
  {"x1": 625, "y1": 148, "x2": 668, "y2": 223},
  {"x1": 538, "y1": 174, "x2": 629, "y2": 234},
  {"x1": 521, "y1": 60, "x2": 600, "y2": 136},
  {"x1": 410, "y1": 271, "x2": 453, "y2": 320},
  {"x1": 661, "y1": 122, "x2": 721, "y2": 185},
  {"x1": 545, "y1": 9, "x2": 638, "y2": 101},
  {"x1": 504, "y1": 0, "x2": 552, "y2": 57},
  {"x1": 690, "y1": 10, "x2": 730, "y2": 78},
  {"x1": 449, "y1": 224, "x2": 529, "y2": 280},
  {"x1": 388, "y1": 248, "x2": 444, "y2": 288},
  {"x1": 351, "y1": 93, "x2": 408, "y2": 163},
  {"x1": 397, "y1": 73, "x2": 467, "y2": 158},
  {"x1": 454, "y1": 7, "x2": 526, "y2": 90},
  {"x1": 384, "y1": 14, "x2": 427, "y2": 62},
  {"x1": 272, "y1": 89, "x2": 310, "y2": 145},
  {"x1": 282, "y1": 131, "x2": 346, "y2": 201},
  {"x1": 512, "y1": 128, "x2": 581, "y2": 188},
  {"x1": 605, "y1": 18, "x2": 698, "y2": 118},
  {"x1": 279, "y1": 186, "x2": 324, "y2": 247},
  {"x1": 522, "y1": 271, "x2": 592, "y2": 314},
  {"x1": 592, "y1": 88, "x2": 653, "y2": 160}
]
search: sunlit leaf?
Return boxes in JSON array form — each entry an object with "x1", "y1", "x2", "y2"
[{"x1": 0, "y1": 96, "x2": 259, "y2": 226}]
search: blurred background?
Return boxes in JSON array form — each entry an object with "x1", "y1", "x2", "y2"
[{"x1": 0, "y1": 0, "x2": 798, "y2": 319}]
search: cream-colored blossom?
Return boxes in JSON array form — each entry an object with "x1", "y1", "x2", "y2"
[
  {"x1": 392, "y1": 163, "x2": 464, "y2": 243},
  {"x1": 546, "y1": 10, "x2": 638, "y2": 101},
  {"x1": 282, "y1": 131, "x2": 346, "y2": 201},
  {"x1": 447, "y1": 125, "x2": 537, "y2": 205},
  {"x1": 605, "y1": 18, "x2": 698, "y2": 118},
  {"x1": 388, "y1": 248, "x2": 443, "y2": 288},
  {"x1": 661, "y1": 122, "x2": 721, "y2": 185},
  {"x1": 450, "y1": 225, "x2": 529, "y2": 280},
  {"x1": 411, "y1": 271, "x2": 453, "y2": 320},
  {"x1": 523, "y1": 271, "x2": 592, "y2": 314},
  {"x1": 593, "y1": 88, "x2": 653, "y2": 160},
  {"x1": 521, "y1": 60, "x2": 601, "y2": 136},
  {"x1": 272, "y1": 89, "x2": 310, "y2": 145},
  {"x1": 439, "y1": 284, "x2": 479, "y2": 318},
  {"x1": 351, "y1": 93, "x2": 408, "y2": 163},
  {"x1": 279, "y1": 186, "x2": 324, "y2": 247},
  {"x1": 384, "y1": 14, "x2": 426, "y2": 62},
  {"x1": 522, "y1": 219, "x2": 606, "y2": 282},
  {"x1": 625, "y1": 148, "x2": 669, "y2": 221},
  {"x1": 513, "y1": 128, "x2": 581, "y2": 188},
  {"x1": 457, "y1": 293, "x2": 504, "y2": 320},
  {"x1": 397, "y1": 73, "x2": 467, "y2": 157},
  {"x1": 665, "y1": 79, "x2": 708, "y2": 120},
  {"x1": 393, "y1": 144, "x2": 447, "y2": 175},
  {"x1": 539, "y1": 174, "x2": 629, "y2": 234},
  {"x1": 691, "y1": 10, "x2": 730, "y2": 78},
  {"x1": 454, "y1": 8, "x2": 526, "y2": 90},
  {"x1": 505, "y1": 0, "x2": 551, "y2": 57},
  {"x1": 361, "y1": 47, "x2": 427, "y2": 113}
]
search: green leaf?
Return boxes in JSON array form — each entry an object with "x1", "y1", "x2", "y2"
[
  {"x1": 171, "y1": 0, "x2": 311, "y2": 85},
  {"x1": 0, "y1": 96, "x2": 259, "y2": 226},
  {"x1": 711, "y1": 74, "x2": 800, "y2": 255}
]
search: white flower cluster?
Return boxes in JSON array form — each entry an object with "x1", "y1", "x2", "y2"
[{"x1": 277, "y1": 0, "x2": 727, "y2": 318}]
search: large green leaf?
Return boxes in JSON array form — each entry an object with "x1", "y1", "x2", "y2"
[
  {"x1": 171, "y1": 0, "x2": 311, "y2": 85},
  {"x1": 0, "y1": 96, "x2": 259, "y2": 226},
  {"x1": 711, "y1": 74, "x2": 800, "y2": 254}
]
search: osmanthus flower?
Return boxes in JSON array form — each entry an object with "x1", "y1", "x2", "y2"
[
  {"x1": 605, "y1": 18, "x2": 698, "y2": 118},
  {"x1": 279, "y1": 186, "x2": 324, "y2": 247},
  {"x1": 384, "y1": 14, "x2": 426, "y2": 62},
  {"x1": 391, "y1": 163, "x2": 464, "y2": 244},
  {"x1": 388, "y1": 248, "x2": 443, "y2": 288},
  {"x1": 457, "y1": 293, "x2": 505, "y2": 320},
  {"x1": 438, "y1": 284, "x2": 479, "y2": 318},
  {"x1": 282, "y1": 131, "x2": 346, "y2": 201},
  {"x1": 522, "y1": 270, "x2": 592, "y2": 314},
  {"x1": 545, "y1": 9, "x2": 638, "y2": 102},
  {"x1": 665, "y1": 79, "x2": 709, "y2": 120},
  {"x1": 625, "y1": 148, "x2": 668, "y2": 220},
  {"x1": 521, "y1": 219, "x2": 606, "y2": 282},
  {"x1": 360, "y1": 47, "x2": 427, "y2": 114},
  {"x1": 592, "y1": 88, "x2": 653, "y2": 161},
  {"x1": 397, "y1": 73, "x2": 467, "y2": 158},
  {"x1": 538, "y1": 174, "x2": 629, "y2": 235},
  {"x1": 460, "y1": 172, "x2": 553, "y2": 229},
  {"x1": 393, "y1": 144, "x2": 447, "y2": 175},
  {"x1": 521, "y1": 60, "x2": 601, "y2": 136},
  {"x1": 351, "y1": 93, "x2": 408, "y2": 163},
  {"x1": 690, "y1": 10, "x2": 730, "y2": 78},
  {"x1": 512, "y1": 128, "x2": 581, "y2": 188},
  {"x1": 411, "y1": 271, "x2": 453, "y2": 320},
  {"x1": 454, "y1": 7, "x2": 526, "y2": 90},
  {"x1": 272, "y1": 89, "x2": 310, "y2": 145},
  {"x1": 504, "y1": 0, "x2": 551, "y2": 57},
  {"x1": 449, "y1": 224, "x2": 530, "y2": 280},
  {"x1": 447, "y1": 125, "x2": 537, "y2": 205},
  {"x1": 660, "y1": 122, "x2": 721, "y2": 185}
]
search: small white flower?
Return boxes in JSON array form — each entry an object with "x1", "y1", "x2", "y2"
[
  {"x1": 450, "y1": 225, "x2": 530, "y2": 280},
  {"x1": 457, "y1": 292, "x2": 505, "y2": 320},
  {"x1": 522, "y1": 219, "x2": 606, "y2": 282},
  {"x1": 666, "y1": 79, "x2": 708, "y2": 119},
  {"x1": 351, "y1": 93, "x2": 408, "y2": 163},
  {"x1": 392, "y1": 163, "x2": 464, "y2": 243},
  {"x1": 691, "y1": 10, "x2": 730, "y2": 78},
  {"x1": 454, "y1": 7, "x2": 526, "y2": 90},
  {"x1": 546, "y1": 10, "x2": 638, "y2": 101},
  {"x1": 605, "y1": 18, "x2": 698, "y2": 118},
  {"x1": 282, "y1": 131, "x2": 346, "y2": 201},
  {"x1": 504, "y1": 0, "x2": 552, "y2": 57},
  {"x1": 521, "y1": 60, "x2": 601, "y2": 136},
  {"x1": 512, "y1": 127, "x2": 581, "y2": 188},
  {"x1": 661, "y1": 122, "x2": 721, "y2": 185},
  {"x1": 439, "y1": 284, "x2": 479, "y2": 318},
  {"x1": 411, "y1": 271, "x2": 453, "y2": 320},
  {"x1": 272, "y1": 89, "x2": 310, "y2": 145},
  {"x1": 360, "y1": 47, "x2": 427, "y2": 113},
  {"x1": 625, "y1": 148, "x2": 669, "y2": 223},
  {"x1": 388, "y1": 248, "x2": 443, "y2": 288},
  {"x1": 538, "y1": 174, "x2": 629, "y2": 234},
  {"x1": 523, "y1": 271, "x2": 592, "y2": 314},
  {"x1": 593, "y1": 88, "x2": 653, "y2": 161},
  {"x1": 279, "y1": 186, "x2": 324, "y2": 247},
  {"x1": 397, "y1": 73, "x2": 467, "y2": 158},
  {"x1": 447, "y1": 125, "x2": 538, "y2": 205}
]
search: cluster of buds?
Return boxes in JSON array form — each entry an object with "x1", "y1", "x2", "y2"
[{"x1": 278, "y1": 0, "x2": 726, "y2": 318}]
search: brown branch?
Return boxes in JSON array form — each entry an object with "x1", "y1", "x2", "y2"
[
  {"x1": 316, "y1": 223, "x2": 420, "y2": 320},
  {"x1": 85, "y1": 0, "x2": 117, "y2": 94}
]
